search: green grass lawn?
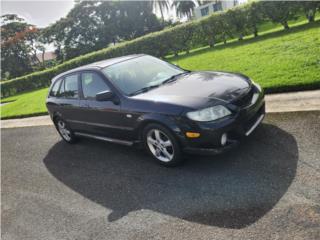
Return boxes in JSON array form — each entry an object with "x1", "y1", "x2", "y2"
[
  {"x1": 1, "y1": 21, "x2": 319, "y2": 119},
  {"x1": 1, "y1": 88, "x2": 48, "y2": 119}
]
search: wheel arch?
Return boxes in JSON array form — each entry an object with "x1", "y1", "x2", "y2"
[
  {"x1": 135, "y1": 113, "x2": 185, "y2": 145},
  {"x1": 52, "y1": 111, "x2": 63, "y2": 125}
]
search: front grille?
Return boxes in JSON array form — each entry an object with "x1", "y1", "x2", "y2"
[{"x1": 232, "y1": 87, "x2": 254, "y2": 108}]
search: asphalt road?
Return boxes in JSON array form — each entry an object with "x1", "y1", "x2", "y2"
[{"x1": 2, "y1": 112, "x2": 320, "y2": 240}]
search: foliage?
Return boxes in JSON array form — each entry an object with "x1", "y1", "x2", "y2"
[
  {"x1": 1, "y1": 1, "x2": 319, "y2": 97},
  {"x1": 1, "y1": 15, "x2": 34, "y2": 79},
  {"x1": 299, "y1": 1, "x2": 320, "y2": 22},
  {"x1": 259, "y1": 1, "x2": 300, "y2": 30},
  {"x1": 225, "y1": 6, "x2": 250, "y2": 40},
  {"x1": 42, "y1": 1, "x2": 162, "y2": 61},
  {"x1": 171, "y1": 0, "x2": 196, "y2": 20},
  {"x1": 245, "y1": 1, "x2": 265, "y2": 37},
  {"x1": 200, "y1": 12, "x2": 231, "y2": 47},
  {"x1": 151, "y1": 0, "x2": 170, "y2": 24},
  {"x1": 1, "y1": 14, "x2": 48, "y2": 79}
]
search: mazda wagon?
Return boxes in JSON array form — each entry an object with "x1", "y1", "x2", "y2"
[{"x1": 46, "y1": 54, "x2": 265, "y2": 166}]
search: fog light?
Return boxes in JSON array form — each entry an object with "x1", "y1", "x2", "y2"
[
  {"x1": 186, "y1": 132, "x2": 200, "y2": 138},
  {"x1": 221, "y1": 133, "x2": 228, "y2": 146}
]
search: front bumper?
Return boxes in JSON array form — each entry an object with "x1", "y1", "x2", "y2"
[{"x1": 178, "y1": 89, "x2": 265, "y2": 155}]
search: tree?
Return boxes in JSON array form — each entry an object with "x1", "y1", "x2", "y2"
[
  {"x1": 172, "y1": 0, "x2": 196, "y2": 20},
  {"x1": 151, "y1": 0, "x2": 170, "y2": 25},
  {"x1": 260, "y1": 1, "x2": 299, "y2": 30},
  {"x1": 43, "y1": 1, "x2": 162, "y2": 60},
  {"x1": 1, "y1": 14, "x2": 35, "y2": 79},
  {"x1": 300, "y1": 1, "x2": 320, "y2": 23},
  {"x1": 225, "y1": 6, "x2": 249, "y2": 40},
  {"x1": 246, "y1": 1, "x2": 264, "y2": 37}
]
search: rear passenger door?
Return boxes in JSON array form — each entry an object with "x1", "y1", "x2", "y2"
[
  {"x1": 78, "y1": 71, "x2": 122, "y2": 138},
  {"x1": 58, "y1": 73, "x2": 82, "y2": 130}
]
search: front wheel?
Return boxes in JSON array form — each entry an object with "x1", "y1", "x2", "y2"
[
  {"x1": 143, "y1": 123, "x2": 183, "y2": 167},
  {"x1": 55, "y1": 118, "x2": 77, "y2": 143}
]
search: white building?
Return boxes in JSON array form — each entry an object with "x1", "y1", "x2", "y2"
[{"x1": 194, "y1": 1, "x2": 240, "y2": 19}]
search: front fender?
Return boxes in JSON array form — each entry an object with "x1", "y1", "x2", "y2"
[{"x1": 133, "y1": 113, "x2": 186, "y2": 144}]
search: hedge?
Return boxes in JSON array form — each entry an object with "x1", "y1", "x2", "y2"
[{"x1": 1, "y1": 1, "x2": 317, "y2": 98}]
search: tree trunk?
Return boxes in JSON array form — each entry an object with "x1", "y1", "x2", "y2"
[
  {"x1": 308, "y1": 15, "x2": 315, "y2": 23},
  {"x1": 223, "y1": 34, "x2": 227, "y2": 44},
  {"x1": 306, "y1": 9, "x2": 315, "y2": 23},
  {"x1": 253, "y1": 25, "x2": 258, "y2": 37},
  {"x1": 160, "y1": 7, "x2": 165, "y2": 26},
  {"x1": 41, "y1": 50, "x2": 45, "y2": 68},
  {"x1": 282, "y1": 21, "x2": 289, "y2": 30}
]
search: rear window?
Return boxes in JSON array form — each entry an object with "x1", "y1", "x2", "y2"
[
  {"x1": 63, "y1": 74, "x2": 79, "y2": 99},
  {"x1": 49, "y1": 79, "x2": 62, "y2": 97}
]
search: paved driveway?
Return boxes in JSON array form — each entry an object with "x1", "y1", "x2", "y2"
[{"x1": 2, "y1": 112, "x2": 320, "y2": 240}]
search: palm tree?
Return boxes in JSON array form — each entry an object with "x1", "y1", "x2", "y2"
[
  {"x1": 150, "y1": 0, "x2": 170, "y2": 24},
  {"x1": 171, "y1": 0, "x2": 196, "y2": 20}
]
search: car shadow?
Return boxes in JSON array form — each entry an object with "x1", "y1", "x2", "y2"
[{"x1": 43, "y1": 123, "x2": 298, "y2": 229}]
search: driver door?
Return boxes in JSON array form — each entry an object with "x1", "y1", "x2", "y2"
[{"x1": 77, "y1": 71, "x2": 124, "y2": 138}]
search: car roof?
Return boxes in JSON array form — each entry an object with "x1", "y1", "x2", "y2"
[{"x1": 51, "y1": 54, "x2": 145, "y2": 83}]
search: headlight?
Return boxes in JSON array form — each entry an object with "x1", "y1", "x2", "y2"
[{"x1": 186, "y1": 105, "x2": 231, "y2": 122}]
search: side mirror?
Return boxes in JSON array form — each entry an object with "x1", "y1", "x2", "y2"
[{"x1": 96, "y1": 90, "x2": 114, "y2": 101}]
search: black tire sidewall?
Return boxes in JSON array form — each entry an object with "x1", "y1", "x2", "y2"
[{"x1": 142, "y1": 123, "x2": 183, "y2": 167}]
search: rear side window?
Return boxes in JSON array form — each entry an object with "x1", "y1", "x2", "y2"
[
  {"x1": 81, "y1": 72, "x2": 109, "y2": 100},
  {"x1": 49, "y1": 79, "x2": 62, "y2": 97},
  {"x1": 63, "y1": 74, "x2": 79, "y2": 99}
]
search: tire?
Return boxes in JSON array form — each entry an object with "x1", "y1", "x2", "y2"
[
  {"x1": 142, "y1": 123, "x2": 184, "y2": 167},
  {"x1": 54, "y1": 117, "x2": 77, "y2": 144}
]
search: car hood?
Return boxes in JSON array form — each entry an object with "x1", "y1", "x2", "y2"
[{"x1": 132, "y1": 71, "x2": 251, "y2": 110}]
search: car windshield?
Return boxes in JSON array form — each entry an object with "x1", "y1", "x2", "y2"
[{"x1": 102, "y1": 55, "x2": 186, "y2": 95}]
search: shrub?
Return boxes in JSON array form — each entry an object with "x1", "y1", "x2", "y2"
[{"x1": 1, "y1": 1, "x2": 318, "y2": 97}]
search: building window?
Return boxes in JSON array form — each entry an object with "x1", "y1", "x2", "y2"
[
  {"x1": 201, "y1": 7, "x2": 209, "y2": 16},
  {"x1": 213, "y1": 2, "x2": 222, "y2": 12}
]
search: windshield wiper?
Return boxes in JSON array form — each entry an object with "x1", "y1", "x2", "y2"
[
  {"x1": 129, "y1": 84, "x2": 160, "y2": 96},
  {"x1": 161, "y1": 72, "x2": 189, "y2": 85}
]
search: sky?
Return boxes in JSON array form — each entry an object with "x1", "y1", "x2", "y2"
[
  {"x1": 0, "y1": 0, "x2": 176, "y2": 28},
  {"x1": 1, "y1": 0, "x2": 248, "y2": 28},
  {"x1": 1, "y1": 0, "x2": 75, "y2": 28}
]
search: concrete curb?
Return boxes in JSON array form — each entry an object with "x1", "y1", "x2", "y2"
[{"x1": 1, "y1": 90, "x2": 319, "y2": 129}]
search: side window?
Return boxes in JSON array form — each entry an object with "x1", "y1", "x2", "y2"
[
  {"x1": 49, "y1": 79, "x2": 62, "y2": 97},
  {"x1": 81, "y1": 72, "x2": 110, "y2": 100},
  {"x1": 57, "y1": 79, "x2": 65, "y2": 98},
  {"x1": 64, "y1": 74, "x2": 79, "y2": 99}
]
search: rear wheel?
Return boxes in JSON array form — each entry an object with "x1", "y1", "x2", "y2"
[
  {"x1": 143, "y1": 123, "x2": 183, "y2": 167},
  {"x1": 55, "y1": 118, "x2": 77, "y2": 143}
]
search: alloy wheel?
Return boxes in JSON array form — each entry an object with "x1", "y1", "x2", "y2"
[
  {"x1": 146, "y1": 129, "x2": 174, "y2": 162},
  {"x1": 57, "y1": 120, "x2": 72, "y2": 141}
]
